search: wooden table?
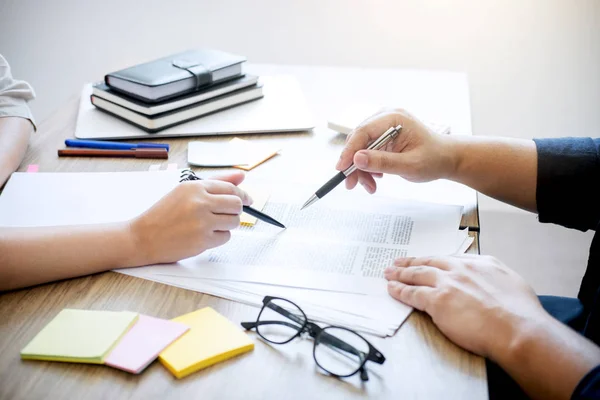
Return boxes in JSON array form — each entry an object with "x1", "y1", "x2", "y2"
[{"x1": 0, "y1": 65, "x2": 486, "y2": 399}]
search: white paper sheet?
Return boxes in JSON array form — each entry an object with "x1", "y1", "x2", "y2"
[
  {"x1": 119, "y1": 228, "x2": 471, "y2": 337},
  {"x1": 0, "y1": 170, "x2": 466, "y2": 337},
  {"x1": 120, "y1": 187, "x2": 463, "y2": 295}
]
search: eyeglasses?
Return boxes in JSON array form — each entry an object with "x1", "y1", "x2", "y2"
[{"x1": 241, "y1": 296, "x2": 385, "y2": 381}]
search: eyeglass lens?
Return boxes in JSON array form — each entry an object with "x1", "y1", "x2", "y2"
[
  {"x1": 257, "y1": 298, "x2": 307, "y2": 344},
  {"x1": 314, "y1": 326, "x2": 369, "y2": 376}
]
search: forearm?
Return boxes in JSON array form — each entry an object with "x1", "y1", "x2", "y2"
[
  {"x1": 0, "y1": 117, "x2": 33, "y2": 187},
  {"x1": 495, "y1": 314, "x2": 600, "y2": 399},
  {"x1": 448, "y1": 136, "x2": 538, "y2": 212},
  {"x1": 0, "y1": 223, "x2": 143, "y2": 291}
]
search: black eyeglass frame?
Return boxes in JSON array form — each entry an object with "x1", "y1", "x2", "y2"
[{"x1": 241, "y1": 296, "x2": 386, "y2": 381}]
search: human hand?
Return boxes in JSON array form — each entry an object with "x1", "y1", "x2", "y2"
[
  {"x1": 336, "y1": 109, "x2": 457, "y2": 194},
  {"x1": 384, "y1": 254, "x2": 550, "y2": 361},
  {"x1": 129, "y1": 171, "x2": 253, "y2": 265}
]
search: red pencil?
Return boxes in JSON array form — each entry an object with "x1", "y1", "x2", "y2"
[{"x1": 57, "y1": 148, "x2": 168, "y2": 159}]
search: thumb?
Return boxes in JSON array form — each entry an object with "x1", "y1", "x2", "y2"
[
  {"x1": 210, "y1": 171, "x2": 246, "y2": 186},
  {"x1": 353, "y1": 150, "x2": 405, "y2": 174}
]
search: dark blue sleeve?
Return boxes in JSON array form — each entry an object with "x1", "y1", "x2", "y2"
[
  {"x1": 573, "y1": 365, "x2": 600, "y2": 399},
  {"x1": 533, "y1": 138, "x2": 600, "y2": 232}
]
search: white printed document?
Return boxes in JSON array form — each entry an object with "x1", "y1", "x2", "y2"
[
  {"x1": 0, "y1": 170, "x2": 466, "y2": 337},
  {"x1": 121, "y1": 184, "x2": 463, "y2": 295}
]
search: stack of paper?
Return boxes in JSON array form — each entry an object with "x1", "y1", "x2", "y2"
[
  {"x1": 0, "y1": 170, "x2": 471, "y2": 338},
  {"x1": 119, "y1": 185, "x2": 471, "y2": 337}
]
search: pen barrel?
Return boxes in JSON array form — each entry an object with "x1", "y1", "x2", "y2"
[
  {"x1": 57, "y1": 149, "x2": 168, "y2": 159},
  {"x1": 242, "y1": 205, "x2": 286, "y2": 228},
  {"x1": 58, "y1": 149, "x2": 134, "y2": 157},
  {"x1": 137, "y1": 143, "x2": 170, "y2": 150},
  {"x1": 315, "y1": 171, "x2": 346, "y2": 199},
  {"x1": 65, "y1": 139, "x2": 134, "y2": 150},
  {"x1": 134, "y1": 149, "x2": 169, "y2": 159},
  {"x1": 64, "y1": 139, "x2": 169, "y2": 151},
  {"x1": 341, "y1": 125, "x2": 400, "y2": 177}
]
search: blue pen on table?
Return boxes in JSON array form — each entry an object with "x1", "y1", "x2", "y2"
[{"x1": 65, "y1": 139, "x2": 169, "y2": 151}]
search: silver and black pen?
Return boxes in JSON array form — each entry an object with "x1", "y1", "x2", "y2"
[{"x1": 301, "y1": 125, "x2": 402, "y2": 210}]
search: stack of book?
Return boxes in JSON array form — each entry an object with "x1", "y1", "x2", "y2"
[{"x1": 91, "y1": 49, "x2": 263, "y2": 133}]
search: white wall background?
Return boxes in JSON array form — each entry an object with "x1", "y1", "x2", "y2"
[{"x1": 1, "y1": 0, "x2": 598, "y2": 296}]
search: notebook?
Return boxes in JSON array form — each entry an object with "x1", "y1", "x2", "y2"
[
  {"x1": 0, "y1": 170, "x2": 269, "y2": 228},
  {"x1": 91, "y1": 84, "x2": 264, "y2": 133},
  {"x1": 20, "y1": 309, "x2": 139, "y2": 364},
  {"x1": 75, "y1": 75, "x2": 315, "y2": 140},
  {"x1": 159, "y1": 307, "x2": 254, "y2": 379},
  {"x1": 104, "y1": 315, "x2": 189, "y2": 374},
  {"x1": 92, "y1": 75, "x2": 259, "y2": 116},
  {"x1": 105, "y1": 49, "x2": 246, "y2": 103}
]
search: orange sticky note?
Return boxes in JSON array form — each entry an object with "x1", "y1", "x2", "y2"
[{"x1": 230, "y1": 138, "x2": 280, "y2": 171}]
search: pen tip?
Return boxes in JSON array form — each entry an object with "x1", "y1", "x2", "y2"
[{"x1": 301, "y1": 194, "x2": 318, "y2": 210}]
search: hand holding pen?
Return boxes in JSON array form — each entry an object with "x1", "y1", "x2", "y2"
[
  {"x1": 302, "y1": 125, "x2": 401, "y2": 209},
  {"x1": 302, "y1": 109, "x2": 452, "y2": 209},
  {"x1": 181, "y1": 169, "x2": 285, "y2": 229},
  {"x1": 131, "y1": 171, "x2": 258, "y2": 264}
]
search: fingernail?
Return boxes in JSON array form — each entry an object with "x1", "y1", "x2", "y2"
[
  {"x1": 246, "y1": 195, "x2": 254, "y2": 205},
  {"x1": 383, "y1": 266, "x2": 396, "y2": 278},
  {"x1": 388, "y1": 281, "x2": 400, "y2": 289},
  {"x1": 355, "y1": 152, "x2": 368, "y2": 169},
  {"x1": 335, "y1": 155, "x2": 344, "y2": 170},
  {"x1": 360, "y1": 180, "x2": 374, "y2": 194}
]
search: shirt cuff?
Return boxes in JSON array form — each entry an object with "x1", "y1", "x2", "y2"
[
  {"x1": 534, "y1": 137, "x2": 600, "y2": 232},
  {"x1": 571, "y1": 364, "x2": 600, "y2": 399}
]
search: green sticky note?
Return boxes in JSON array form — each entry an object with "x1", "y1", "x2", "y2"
[{"x1": 20, "y1": 309, "x2": 139, "y2": 364}]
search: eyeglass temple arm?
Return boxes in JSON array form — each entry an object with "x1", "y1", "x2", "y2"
[
  {"x1": 241, "y1": 320, "x2": 302, "y2": 331},
  {"x1": 313, "y1": 329, "x2": 366, "y2": 361},
  {"x1": 265, "y1": 302, "x2": 306, "y2": 326}
]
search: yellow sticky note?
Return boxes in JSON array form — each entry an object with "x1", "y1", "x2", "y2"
[
  {"x1": 230, "y1": 138, "x2": 280, "y2": 171},
  {"x1": 20, "y1": 309, "x2": 139, "y2": 364},
  {"x1": 238, "y1": 184, "x2": 270, "y2": 226},
  {"x1": 159, "y1": 307, "x2": 254, "y2": 379}
]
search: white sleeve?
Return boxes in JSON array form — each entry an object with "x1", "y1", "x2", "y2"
[{"x1": 0, "y1": 54, "x2": 36, "y2": 131}]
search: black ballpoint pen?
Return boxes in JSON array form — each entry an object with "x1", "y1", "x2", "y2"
[
  {"x1": 300, "y1": 125, "x2": 402, "y2": 210},
  {"x1": 180, "y1": 170, "x2": 286, "y2": 228}
]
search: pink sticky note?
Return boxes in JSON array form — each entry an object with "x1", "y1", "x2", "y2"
[
  {"x1": 104, "y1": 315, "x2": 189, "y2": 374},
  {"x1": 26, "y1": 164, "x2": 39, "y2": 173}
]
